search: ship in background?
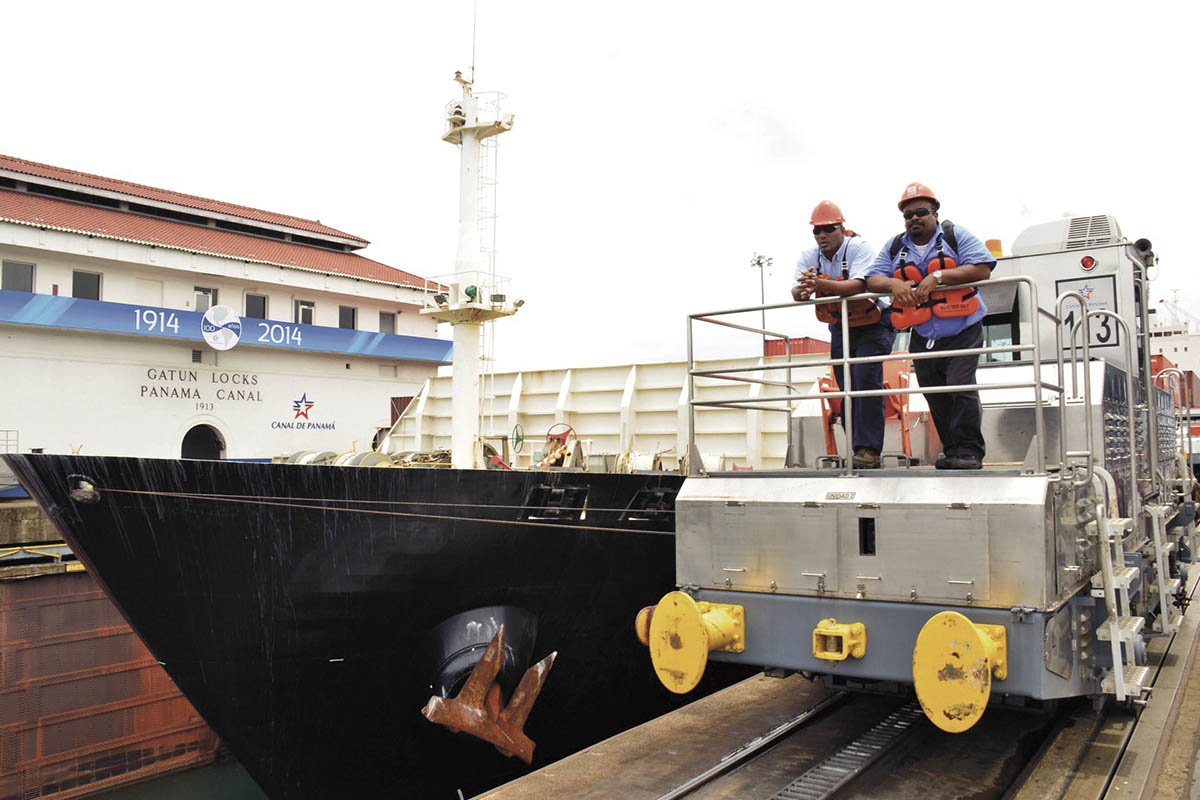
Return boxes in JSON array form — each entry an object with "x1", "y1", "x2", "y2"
[{"x1": 3, "y1": 75, "x2": 751, "y2": 799}]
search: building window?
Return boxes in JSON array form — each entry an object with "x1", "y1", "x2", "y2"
[
  {"x1": 2, "y1": 261, "x2": 34, "y2": 293},
  {"x1": 72, "y1": 271, "x2": 101, "y2": 300},
  {"x1": 194, "y1": 287, "x2": 218, "y2": 312},
  {"x1": 390, "y1": 396, "x2": 414, "y2": 424},
  {"x1": 245, "y1": 293, "x2": 267, "y2": 319},
  {"x1": 379, "y1": 311, "x2": 396, "y2": 334},
  {"x1": 339, "y1": 305, "x2": 357, "y2": 330},
  {"x1": 294, "y1": 300, "x2": 314, "y2": 325}
]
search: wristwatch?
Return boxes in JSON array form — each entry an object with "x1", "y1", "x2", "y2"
[{"x1": 932, "y1": 269, "x2": 944, "y2": 284}]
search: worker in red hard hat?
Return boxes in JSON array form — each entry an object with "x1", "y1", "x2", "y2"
[
  {"x1": 793, "y1": 200, "x2": 896, "y2": 469},
  {"x1": 866, "y1": 183, "x2": 996, "y2": 470}
]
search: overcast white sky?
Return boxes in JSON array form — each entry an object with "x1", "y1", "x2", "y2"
[{"x1": 5, "y1": 1, "x2": 1196, "y2": 371}]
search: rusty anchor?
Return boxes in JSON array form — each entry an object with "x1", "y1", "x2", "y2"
[{"x1": 420, "y1": 624, "x2": 557, "y2": 764}]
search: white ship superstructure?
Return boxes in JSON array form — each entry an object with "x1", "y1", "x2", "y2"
[{"x1": 0, "y1": 155, "x2": 448, "y2": 463}]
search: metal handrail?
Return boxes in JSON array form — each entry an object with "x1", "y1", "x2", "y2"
[
  {"x1": 1154, "y1": 367, "x2": 1193, "y2": 490},
  {"x1": 1054, "y1": 291, "x2": 1094, "y2": 487},
  {"x1": 692, "y1": 379, "x2": 1065, "y2": 407},
  {"x1": 686, "y1": 274, "x2": 1056, "y2": 475},
  {"x1": 691, "y1": 344, "x2": 1037, "y2": 376}
]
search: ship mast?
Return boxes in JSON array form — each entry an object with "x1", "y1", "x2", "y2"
[{"x1": 422, "y1": 72, "x2": 519, "y2": 469}]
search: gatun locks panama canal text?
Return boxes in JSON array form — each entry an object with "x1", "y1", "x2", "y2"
[{"x1": 139, "y1": 368, "x2": 263, "y2": 401}]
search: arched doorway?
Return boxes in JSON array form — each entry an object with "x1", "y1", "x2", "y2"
[{"x1": 181, "y1": 424, "x2": 225, "y2": 460}]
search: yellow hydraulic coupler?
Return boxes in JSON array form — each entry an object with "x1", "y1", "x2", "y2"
[
  {"x1": 812, "y1": 618, "x2": 866, "y2": 661},
  {"x1": 637, "y1": 591, "x2": 744, "y2": 694},
  {"x1": 912, "y1": 610, "x2": 1007, "y2": 733}
]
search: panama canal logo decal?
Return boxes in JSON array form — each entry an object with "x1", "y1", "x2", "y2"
[
  {"x1": 272, "y1": 392, "x2": 334, "y2": 430},
  {"x1": 201, "y1": 305, "x2": 242, "y2": 351},
  {"x1": 293, "y1": 393, "x2": 315, "y2": 419}
]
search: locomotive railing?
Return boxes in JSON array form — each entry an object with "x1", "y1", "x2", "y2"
[
  {"x1": 1154, "y1": 366, "x2": 1194, "y2": 492},
  {"x1": 684, "y1": 275, "x2": 1141, "y2": 495}
]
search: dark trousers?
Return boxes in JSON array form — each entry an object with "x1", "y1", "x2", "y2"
[
  {"x1": 910, "y1": 321, "x2": 985, "y2": 460},
  {"x1": 830, "y1": 320, "x2": 896, "y2": 454}
]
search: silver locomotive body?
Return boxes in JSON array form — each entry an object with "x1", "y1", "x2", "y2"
[{"x1": 643, "y1": 217, "x2": 1194, "y2": 729}]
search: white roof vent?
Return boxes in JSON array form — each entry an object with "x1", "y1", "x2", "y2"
[{"x1": 1011, "y1": 215, "x2": 1122, "y2": 256}]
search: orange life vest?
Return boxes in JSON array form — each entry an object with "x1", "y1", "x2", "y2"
[
  {"x1": 812, "y1": 243, "x2": 881, "y2": 327},
  {"x1": 927, "y1": 253, "x2": 980, "y2": 319},
  {"x1": 888, "y1": 263, "x2": 932, "y2": 329},
  {"x1": 887, "y1": 237, "x2": 980, "y2": 329}
]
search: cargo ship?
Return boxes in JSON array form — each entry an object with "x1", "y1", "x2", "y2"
[
  {"x1": 2, "y1": 76, "x2": 753, "y2": 798},
  {"x1": 5, "y1": 453, "x2": 740, "y2": 798}
]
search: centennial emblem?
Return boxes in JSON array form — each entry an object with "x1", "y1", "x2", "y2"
[{"x1": 201, "y1": 305, "x2": 242, "y2": 351}]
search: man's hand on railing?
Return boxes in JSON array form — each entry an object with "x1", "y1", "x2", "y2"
[
  {"x1": 793, "y1": 268, "x2": 818, "y2": 301},
  {"x1": 878, "y1": 276, "x2": 919, "y2": 308}
]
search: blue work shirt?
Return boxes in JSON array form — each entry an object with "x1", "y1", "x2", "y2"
[
  {"x1": 795, "y1": 236, "x2": 891, "y2": 327},
  {"x1": 870, "y1": 223, "x2": 996, "y2": 340}
]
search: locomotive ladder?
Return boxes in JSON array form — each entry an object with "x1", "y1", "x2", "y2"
[
  {"x1": 1094, "y1": 512, "x2": 1151, "y2": 701},
  {"x1": 1145, "y1": 504, "x2": 1183, "y2": 635}
]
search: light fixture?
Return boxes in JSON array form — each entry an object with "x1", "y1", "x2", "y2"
[
  {"x1": 512, "y1": 298, "x2": 525, "y2": 308},
  {"x1": 464, "y1": 285, "x2": 478, "y2": 301},
  {"x1": 433, "y1": 293, "x2": 448, "y2": 305},
  {"x1": 490, "y1": 293, "x2": 506, "y2": 303}
]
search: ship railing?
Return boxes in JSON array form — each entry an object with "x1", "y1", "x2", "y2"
[{"x1": 685, "y1": 275, "x2": 1120, "y2": 486}]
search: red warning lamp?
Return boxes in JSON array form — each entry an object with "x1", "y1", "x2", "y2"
[{"x1": 1080, "y1": 255, "x2": 1097, "y2": 271}]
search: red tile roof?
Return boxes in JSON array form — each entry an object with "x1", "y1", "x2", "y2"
[
  {"x1": 0, "y1": 154, "x2": 368, "y2": 245},
  {"x1": 0, "y1": 189, "x2": 429, "y2": 288}
]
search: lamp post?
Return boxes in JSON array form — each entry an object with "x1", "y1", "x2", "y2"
[{"x1": 750, "y1": 253, "x2": 772, "y2": 349}]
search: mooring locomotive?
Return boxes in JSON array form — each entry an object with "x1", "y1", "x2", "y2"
[{"x1": 639, "y1": 215, "x2": 1195, "y2": 732}]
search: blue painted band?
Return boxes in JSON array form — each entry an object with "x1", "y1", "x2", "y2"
[{"x1": 0, "y1": 290, "x2": 452, "y2": 362}]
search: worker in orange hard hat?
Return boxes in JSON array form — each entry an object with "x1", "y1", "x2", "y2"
[
  {"x1": 866, "y1": 182, "x2": 996, "y2": 470},
  {"x1": 793, "y1": 200, "x2": 896, "y2": 469}
]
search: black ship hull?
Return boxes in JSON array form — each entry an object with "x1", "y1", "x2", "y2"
[{"x1": 5, "y1": 454, "x2": 742, "y2": 799}]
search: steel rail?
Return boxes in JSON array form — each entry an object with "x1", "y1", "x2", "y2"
[
  {"x1": 768, "y1": 701, "x2": 923, "y2": 800},
  {"x1": 653, "y1": 692, "x2": 847, "y2": 800},
  {"x1": 689, "y1": 344, "x2": 1035, "y2": 376},
  {"x1": 691, "y1": 379, "x2": 1064, "y2": 406}
]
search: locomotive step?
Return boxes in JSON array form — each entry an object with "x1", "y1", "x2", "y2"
[
  {"x1": 1101, "y1": 664, "x2": 1151, "y2": 697},
  {"x1": 1096, "y1": 615, "x2": 1145, "y2": 643}
]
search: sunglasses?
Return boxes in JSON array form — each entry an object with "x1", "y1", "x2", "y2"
[
  {"x1": 812, "y1": 224, "x2": 839, "y2": 235},
  {"x1": 902, "y1": 207, "x2": 935, "y2": 220}
]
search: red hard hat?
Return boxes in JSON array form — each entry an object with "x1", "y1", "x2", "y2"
[
  {"x1": 810, "y1": 200, "x2": 845, "y2": 226},
  {"x1": 898, "y1": 182, "x2": 939, "y2": 211}
]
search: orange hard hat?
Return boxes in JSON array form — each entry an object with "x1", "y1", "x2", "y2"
[
  {"x1": 898, "y1": 182, "x2": 939, "y2": 211},
  {"x1": 810, "y1": 200, "x2": 845, "y2": 226}
]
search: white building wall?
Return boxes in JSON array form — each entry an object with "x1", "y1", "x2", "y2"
[
  {"x1": 1, "y1": 221, "x2": 446, "y2": 461},
  {"x1": 0, "y1": 327, "x2": 427, "y2": 459},
  {"x1": 1, "y1": 224, "x2": 437, "y2": 336}
]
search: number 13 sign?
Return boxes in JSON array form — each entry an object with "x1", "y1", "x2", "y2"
[{"x1": 1055, "y1": 275, "x2": 1119, "y2": 349}]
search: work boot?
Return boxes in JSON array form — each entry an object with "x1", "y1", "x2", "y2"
[
  {"x1": 949, "y1": 455, "x2": 983, "y2": 470},
  {"x1": 935, "y1": 454, "x2": 952, "y2": 470},
  {"x1": 852, "y1": 448, "x2": 881, "y2": 469}
]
